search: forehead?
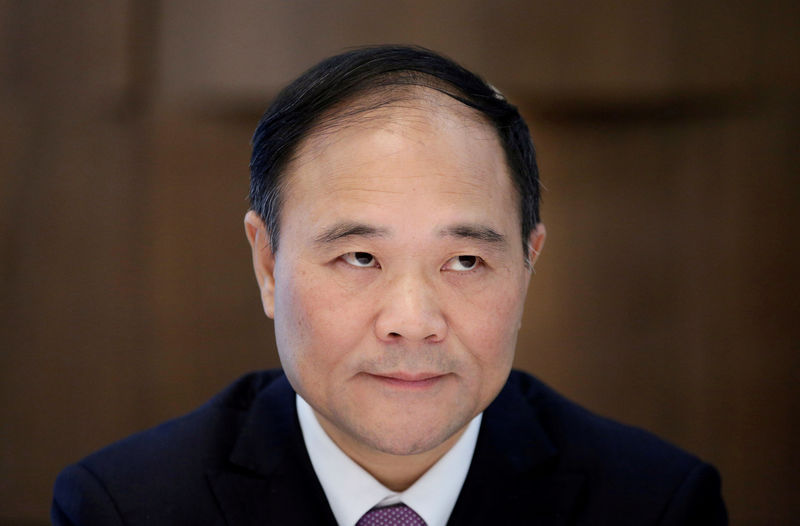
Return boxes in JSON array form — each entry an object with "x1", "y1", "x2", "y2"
[{"x1": 279, "y1": 88, "x2": 520, "y2": 235}]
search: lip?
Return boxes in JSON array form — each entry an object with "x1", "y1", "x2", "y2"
[{"x1": 366, "y1": 371, "x2": 446, "y2": 389}]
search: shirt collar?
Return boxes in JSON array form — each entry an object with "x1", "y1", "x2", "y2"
[{"x1": 296, "y1": 394, "x2": 481, "y2": 526}]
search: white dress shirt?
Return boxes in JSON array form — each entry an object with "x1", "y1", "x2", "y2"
[{"x1": 296, "y1": 394, "x2": 481, "y2": 526}]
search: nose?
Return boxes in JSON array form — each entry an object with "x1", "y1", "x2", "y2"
[{"x1": 374, "y1": 272, "x2": 447, "y2": 343}]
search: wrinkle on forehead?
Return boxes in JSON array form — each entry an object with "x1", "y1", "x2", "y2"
[{"x1": 316, "y1": 166, "x2": 503, "y2": 213}]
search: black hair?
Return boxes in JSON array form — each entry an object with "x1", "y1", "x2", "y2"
[{"x1": 249, "y1": 44, "x2": 540, "y2": 257}]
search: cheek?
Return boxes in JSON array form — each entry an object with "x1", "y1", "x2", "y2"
[
  {"x1": 453, "y1": 276, "x2": 528, "y2": 363},
  {"x1": 274, "y1": 266, "x2": 372, "y2": 373}
]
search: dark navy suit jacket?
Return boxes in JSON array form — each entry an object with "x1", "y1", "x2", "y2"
[{"x1": 52, "y1": 370, "x2": 727, "y2": 525}]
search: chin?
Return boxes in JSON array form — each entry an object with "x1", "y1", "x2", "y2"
[
  {"x1": 356, "y1": 414, "x2": 470, "y2": 457},
  {"x1": 370, "y1": 436, "x2": 442, "y2": 456}
]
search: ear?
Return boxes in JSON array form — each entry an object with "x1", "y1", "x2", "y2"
[
  {"x1": 244, "y1": 210, "x2": 276, "y2": 319},
  {"x1": 527, "y1": 223, "x2": 546, "y2": 267}
]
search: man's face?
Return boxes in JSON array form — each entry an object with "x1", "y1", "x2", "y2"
[{"x1": 246, "y1": 91, "x2": 544, "y2": 461}]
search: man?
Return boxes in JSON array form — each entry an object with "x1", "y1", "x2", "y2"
[{"x1": 53, "y1": 45, "x2": 727, "y2": 525}]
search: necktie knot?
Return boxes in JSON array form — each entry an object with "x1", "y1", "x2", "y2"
[{"x1": 356, "y1": 503, "x2": 426, "y2": 526}]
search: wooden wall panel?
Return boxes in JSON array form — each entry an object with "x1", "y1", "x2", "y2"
[
  {"x1": 0, "y1": 1, "x2": 151, "y2": 520},
  {"x1": 515, "y1": 96, "x2": 799, "y2": 523},
  {"x1": 147, "y1": 114, "x2": 280, "y2": 421}
]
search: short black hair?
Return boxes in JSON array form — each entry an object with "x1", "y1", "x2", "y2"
[{"x1": 250, "y1": 44, "x2": 540, "y2": 257}]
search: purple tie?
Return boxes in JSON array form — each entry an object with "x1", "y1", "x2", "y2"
[{"x1": 356, "y1": 503, "x2": 427, "y2": 526}]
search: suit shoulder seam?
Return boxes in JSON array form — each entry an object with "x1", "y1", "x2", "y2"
[
  {"x1": 74, "y1": 460, "x2": 128, "y2": 525},
  {"x1": 653, "y1": 458, "x2": 707, "y2": 524}
]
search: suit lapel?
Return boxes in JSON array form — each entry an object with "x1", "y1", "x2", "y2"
[
  {"x1": 206, "y1": 374, "x2": 338, "y2": 526},
  {"x1": 448, "y1": 374, "x2": 586, "y2": 525}
]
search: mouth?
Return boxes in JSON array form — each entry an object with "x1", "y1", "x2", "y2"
[{"x1": 365, "y1": 371, "x2": 447, "y2": 389}]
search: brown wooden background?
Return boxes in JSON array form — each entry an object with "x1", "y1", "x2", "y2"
[{"x1": 1, "y1": 1, "x2": 798, "y2": 524}]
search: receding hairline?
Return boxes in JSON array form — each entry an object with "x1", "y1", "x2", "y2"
[
  {"x1": 283, "y1": 82, "x2": 505, "y2": 179},
  {"x1": 248, "y1": 49, "x2": 540, "y2": 260},
  {"x1": 274, "y1": 83, "x2": 520, "y2": 255}
]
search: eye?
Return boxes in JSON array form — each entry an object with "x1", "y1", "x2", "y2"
[
  {"x1": 443, "y1": 255, "x2": 480, "y2": 272},
  {"x1": 341, "y1": 252, "x2": 379, "y2": 268}
]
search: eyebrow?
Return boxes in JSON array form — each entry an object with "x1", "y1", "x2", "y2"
[
  {"x1": 314, "y1": 222, "x2": 390, "y2": 244},
  {"x1": 313, "y1": 221, "x2": 507, "y2": 247},
  {"x1": 438, "y1": 224, "x2": 507, "y2": 245}
]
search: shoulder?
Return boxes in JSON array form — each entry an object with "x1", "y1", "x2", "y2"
[
  {"x1": 75, "y1": 369, "x2": 285, "y2": 475},
  {"x1": 505, "y1": 370, "x2": 694, "y2": 472},
  {"x1": 498, "y1": 370, "x2": 727, "y2": 524},
  {"x1": 52, "y1": 370, "x2": 289, "y2": 525}
]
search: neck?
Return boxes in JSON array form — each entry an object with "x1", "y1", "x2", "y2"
[{"x1": 313, "y1": 410, "x2": 468, "y2": 491}]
